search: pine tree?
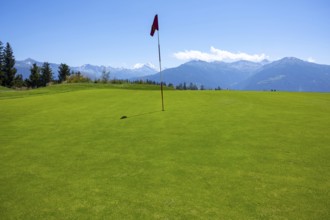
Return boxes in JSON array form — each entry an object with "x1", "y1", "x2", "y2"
[
  {"x1": 0, "y1": 41, "x2": 4, "y2": 86},
  {"x1": 183, "y1": 82, "x2": 187, "y2": 90},
  {"x1": 41, "y1": 62, "x2": 53, "y2": 86},
  {"x1": 2, "y1": 42, "x2": 17, "y2": 87},
  {"x1": 28, "y1": 63, "x2": 41, "y2": 88},
  {"x1": 101, "y1": 68, "x2": 110, "y2": 83},
  {"x1": 13, "y1": 74, "x2": 24, "y2": 88},
  {"x1": 58, "y1": 63, "x2": 70, "y2": 83}
]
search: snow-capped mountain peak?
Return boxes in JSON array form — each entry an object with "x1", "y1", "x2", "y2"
[
  {"x1": 133, "y1": 62, "x2": 157, "y2": 71},
  {"x1": 23, "y1": 58, "x2": 37, "y2": 66},
  {"x1": 15, "y1": 59, "x2": 158, "y2": 80}
]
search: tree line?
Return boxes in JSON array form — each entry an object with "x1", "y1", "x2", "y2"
[
  {"x1": 0, "y1": 40, "x2": 70, "y2": 88},
  {"x1": 0, "y1": 41, "x2": 19, "y2": 88},
  {"x1": 1, "y1": 40, "x2": 222, "y2": 90},
  {"x1": 0, "y1": 40, "x2": 93, "y2": 89},
  {"x1": 175, "y1": 82, "x2": 222, "y2": 90},
  {"x1": 26, "y1": 62, "x2": 74, "y2": 88},
  {"x1": 0, "y1": 40, "x2": 161, "y2": 89}
]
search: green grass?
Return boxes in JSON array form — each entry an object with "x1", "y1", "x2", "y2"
[
  {"x1": 0, "y1": 83, "x2": 172, "y2": 100},
  {"x1": 1, "y1": 84, "x2": 329, "y2": 219},
  {"x1": 0, "y1": 86, "x2": 11, "y2": 91}
]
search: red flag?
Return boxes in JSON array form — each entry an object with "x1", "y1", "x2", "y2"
[{"x1": 150, "y1": 14, "x2": 159, "y2": 36}]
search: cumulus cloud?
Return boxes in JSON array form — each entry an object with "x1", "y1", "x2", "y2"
[{"x1": 174, "y1": 46, "x2": 268, "y2": 62}]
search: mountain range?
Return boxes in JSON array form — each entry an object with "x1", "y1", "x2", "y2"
[
  {"x1": 15, "y1": 57, "x2": 330, "y2": 92},
  {"x1": 140, "y1": 57, "x2": 330, "y2": 92},
  {"x1": 15, "y1": 58, "x2": 157, "y2": 81}
]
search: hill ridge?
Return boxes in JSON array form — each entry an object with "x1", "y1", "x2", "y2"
[{"x1": 15, "y1": 57, "x2": 330, "y2": 92}]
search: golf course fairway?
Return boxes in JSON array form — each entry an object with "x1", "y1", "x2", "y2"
[{"x1": 1, "y1": 84, "x2": 329, "y2": 219}]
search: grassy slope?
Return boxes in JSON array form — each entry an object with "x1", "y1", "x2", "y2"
[
  {"x1": 0, "y1": 85, "x2": 329, "y2": 219},
  {"x1": 0, "y1": 86, "x2": 11, "y2": 91},
  {"x1": 0, "y1": 83, "x2": 171, "y2": 100}
]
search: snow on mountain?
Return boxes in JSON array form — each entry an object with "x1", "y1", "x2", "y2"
[
  {"x1": 15, "y1": 59, "x2": 158, "y2": 80},
  {"x1": 140, "y1": 57, "x2": 330, "y2": 92},
  {"x1": 133, "y1": 62, "x2": 157, "y2": 70},
  {"x1": 14, "y1": 57, "x2": 330, "y2": 92},
  {"x1": 242, "y1": 57, "x2": 330, "y2": 92},
  {"x1": 15, "y1": 58, "x2": 59, "y2": 79},
  {"x1": 140, "y1": 59, "x2": 264, "y2": 89}
]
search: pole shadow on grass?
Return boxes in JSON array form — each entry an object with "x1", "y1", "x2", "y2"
[{"x1": 120, "y1": 110, "x2": 162, "y2": 120}]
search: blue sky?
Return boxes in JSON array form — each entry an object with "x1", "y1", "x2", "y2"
[{"x1": 1, "y1": 0, "x2": 329, "y2": 68}]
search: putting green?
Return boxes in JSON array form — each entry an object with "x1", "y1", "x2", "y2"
[{"x1": 1, "y1": 84, "x2": 329, "y2": 219}]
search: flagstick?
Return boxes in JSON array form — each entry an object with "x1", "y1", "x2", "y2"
[{"x1": 157, "y1": 29, "x2": 164, "y2": 111}]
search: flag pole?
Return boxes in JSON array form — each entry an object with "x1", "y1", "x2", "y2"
[
  {"x1": 150, "y1": 14, "x2": 164, "y2": 111},
  {"x1": 157, "y1": 28, "x2": 164, "y2": 111}
]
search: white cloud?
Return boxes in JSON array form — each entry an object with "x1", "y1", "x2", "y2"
[
  {"x1": 307, "y1": 57, "x2": 316, "y2": 63},
  {"x1": 174, "y1": 46, "x2": 268, "y2": 62}
]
